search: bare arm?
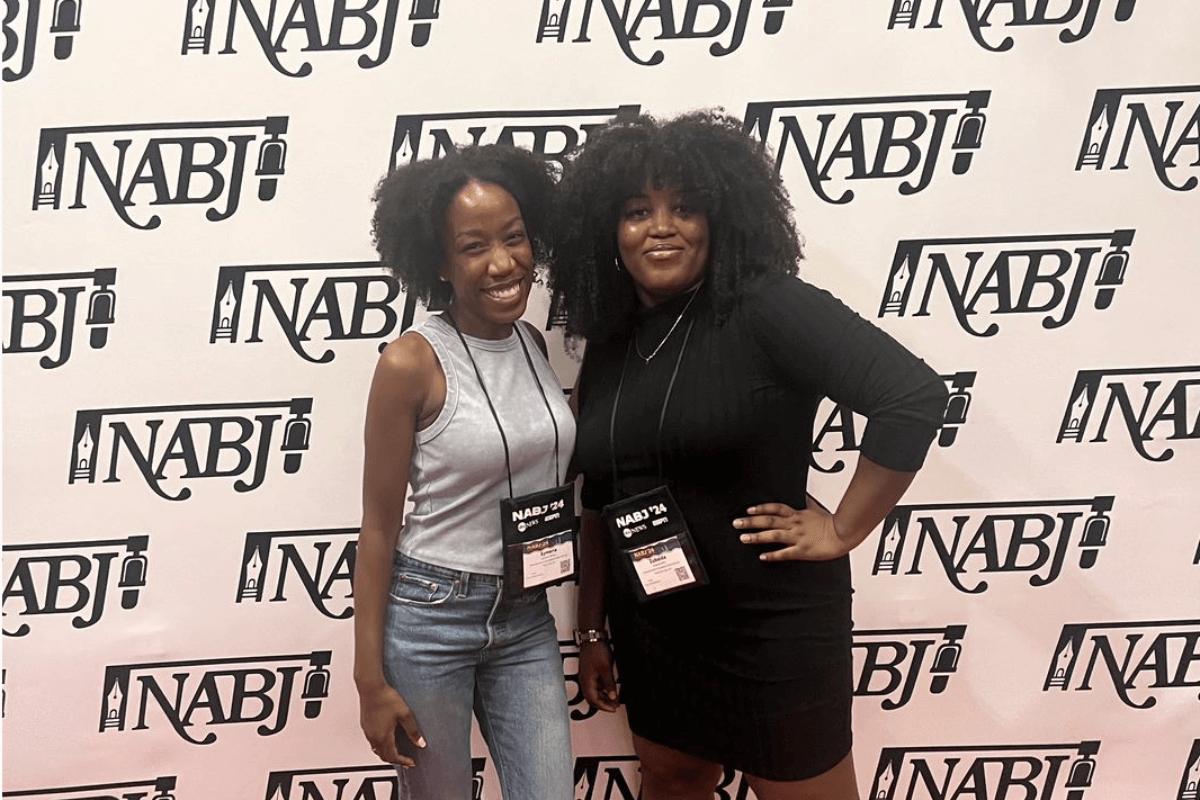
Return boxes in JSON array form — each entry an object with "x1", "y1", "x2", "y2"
[
  {"x1": 568, "y1": 369, "x2": 620, "y2": 711},
  {"x1": 354, "y1": 335, "x2": 436, "y2": 764}
]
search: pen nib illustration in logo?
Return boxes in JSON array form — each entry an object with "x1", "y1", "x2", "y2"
[
  {"x1": 34, "y1": 135, "x2": 65, "y2": 210},
  {"x1": 239, "y1": 544, "x2": 267, "y2": 601},
  {"x1": 183, "y1": 0, "x2": 212, "y2": 54},
  {"x1": 1079, "y1": 104, "x2": 1113, "y2": 168},
  {"x1": 1180, "y1": 741, "x2": 1200, "y2": 800},
  {"x1": 1058, "y1": 382, "x2": 1095, "y2": 443},
  {"x1": 883, "y1": 257, "x2": 912, "y2": 316},
  {"x1": 1075, "y1": 86, "x2": 1200, "y2": 191},
  {"x1": 101, "y1": 670, "x2": 128, "y2": 731}
]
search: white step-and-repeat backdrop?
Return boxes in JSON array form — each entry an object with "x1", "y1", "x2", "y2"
[{"x1": 4, "y1": 1, "x2": 1198, "y2": 798}]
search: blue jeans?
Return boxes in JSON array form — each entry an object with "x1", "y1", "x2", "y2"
[{"x1": 383, "y1": 552, "x2": 573, "y2": 800}]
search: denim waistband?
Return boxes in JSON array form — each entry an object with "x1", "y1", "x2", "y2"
[{"x1": 394, "y1": 550, "x2": 502, "y2": 586}]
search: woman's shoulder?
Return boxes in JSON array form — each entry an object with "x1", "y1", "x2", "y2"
[
  {"x1": 377, "y1": 327, "x2": 440, "y2": 384},
  {"x1": 734, "y1": 272, "x2": 824, "y2": 319}
]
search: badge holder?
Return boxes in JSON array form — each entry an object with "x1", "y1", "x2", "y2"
[
  {"x1": 602, "y1": 485, "x2": 708, "y2": 603},
  {"x1": 601, "y1": 303, "x2": 708, "y2": 603},
  {"x1": 501, "y1": 483, "x2": 579, "y2": 599},
  {"x1": 449, "y1": 316, "x2": 579, "y2": 601}
]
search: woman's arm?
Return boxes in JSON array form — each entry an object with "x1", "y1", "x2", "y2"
[
  {"x1": 576, "y1": 508, "x2": 619, "y2": 711},
  {"x1": 736, "y1": 275, "x2": 948, "y2": 560},
  {"x1": 735, "y1": 456, "x2": 914, "y2": 561},
  {"x1": 354, "y1": 335, "x2": 435, "y2": 765},
  {"x1": 568, "y1": 367, "x2": 620, "y2": 712}
]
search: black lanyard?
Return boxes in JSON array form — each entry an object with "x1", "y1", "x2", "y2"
[
  {"x1": 607, "y1": 316, "x2": 696, "y2": 491},
  {"x1": 448, "y1": 315, "x2": 560, "y2": 497}
]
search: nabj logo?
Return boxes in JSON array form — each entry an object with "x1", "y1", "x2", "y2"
[
  {"x1": 536, "y1": 0, "x2": 793, "y2": 66},
  {"x1": 745, "y1": 90, "x2": 989, "y2": 203},
  {"x1": 886, "y1": 0, "x2": 1138, "y2": 51},
  {"x1": 879, "y1": 230, "x2": 1133, "y2": 336},
  {"x1": 100, "y1": 651, "x2": 332, "y2": 744},
  {"x1": 182, "y1": 0, "x2": 442, "y2": 76},
  {"x1": 69, "y1": 398, "x2": 313, "y2": 501},
  {"x1": 32, "y1": 117, "x2": 288, "y2": 229},
  {"x1": 237, "y1": 528, "x2": 357, "y2": 619}
]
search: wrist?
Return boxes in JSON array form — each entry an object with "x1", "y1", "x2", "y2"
[{"x1": 573, "y1": 628, "x2": 609, "y2": 646}]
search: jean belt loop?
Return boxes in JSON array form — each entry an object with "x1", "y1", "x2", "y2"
[{"x1": 456, "y1": 570, "x2": 469, "y2": 599}]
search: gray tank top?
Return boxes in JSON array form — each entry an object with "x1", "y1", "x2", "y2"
[{"x1": 398, "y1": 315, "x2": 576, "y2": 575}]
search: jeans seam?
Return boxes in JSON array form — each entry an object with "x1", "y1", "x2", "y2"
[
  {"x1": 474, "y1": 691, "x2": 512, "y2": 800},
  {"x1": 482, "y1": 586, "x2": 502, "y2": 650}
]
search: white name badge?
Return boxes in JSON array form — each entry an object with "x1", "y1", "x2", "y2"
[
  {"x1": 629, "y1": 535, "x2": 696, "y2": 596},
  {"x1": 520, "y1": 532, "x2": 576, "y2": 588}
]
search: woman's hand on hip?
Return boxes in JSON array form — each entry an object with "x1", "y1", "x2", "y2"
[
  {"x1": 734, "y1": 496, "x2": 850, "y2": 561},
  {"x1": 579, "y1": 641, "x2": 620, "y2": 713},
  {"x1": 359, "y1": 683, "x2": 426, "y2": 766}
]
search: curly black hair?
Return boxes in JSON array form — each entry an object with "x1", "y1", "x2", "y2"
[
  {"x1": 549, "y1": 110, "x2": 803, "y2": 342},
  {"x1": 371, "y1": 144, "x2": 557, "y2": 306}
]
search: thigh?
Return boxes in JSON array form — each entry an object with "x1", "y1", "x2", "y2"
[
  {"x1": 383, "y1": 564, "x2": 490, "y2": 799},
  {"x1": 745, "y1": 751, "x2": 859, "y2": 800},
  {"x1": 473, "y1": 593, "x2": 573, "y2": 800},
  {"x1": 633, "y1": 734, "x2": 724, "y2": 800}
]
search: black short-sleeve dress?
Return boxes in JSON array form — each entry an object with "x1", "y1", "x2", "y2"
[{"x1": 573, "y1": 273, "x2": 947, "y2": 781}]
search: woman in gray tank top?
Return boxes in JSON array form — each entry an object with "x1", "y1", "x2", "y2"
[{"x1": 354, "y1": 145, "x2": 575, "y2": 799}]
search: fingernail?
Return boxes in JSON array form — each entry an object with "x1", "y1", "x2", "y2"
[
  {"x1": 417, "y1": 737, "x2": 427, "y2": 748},
  {"x1": 746, "y1": 507, "x2": 756, "y2": 514},
  {"x1": 759, "y1": 553, "x2": 768, "y2": 560},
  {"x1": 739, "y1": 534, "x2": 751, "y2": 543},
  {"x1": 733, "y1": 519, "x2": 744, "y2": 528}
]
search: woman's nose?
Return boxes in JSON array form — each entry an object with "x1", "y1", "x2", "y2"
[
  {"x1": 649, "y1": 206, "x2": 674, "y2": 235},
  {"x1": 489, "y1": 243, "x2": 515, "y2": 273}
]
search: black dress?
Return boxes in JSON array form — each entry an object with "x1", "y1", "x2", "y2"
[{"x1": 573, "y1": 274, "x2": 947, "y2": 780}]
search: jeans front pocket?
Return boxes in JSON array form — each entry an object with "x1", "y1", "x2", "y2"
[{"x1": 390, "y1": 571, "x2": 455, "y2": 606}]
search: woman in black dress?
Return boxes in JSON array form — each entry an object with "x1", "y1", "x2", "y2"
[{"x1": 551, "y1": 111, "x2": 948, "y2": 799}]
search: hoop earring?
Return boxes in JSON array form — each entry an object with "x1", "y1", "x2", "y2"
[{"x1": 614, "y1": 257, "x2": 624, "y2": 274}]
